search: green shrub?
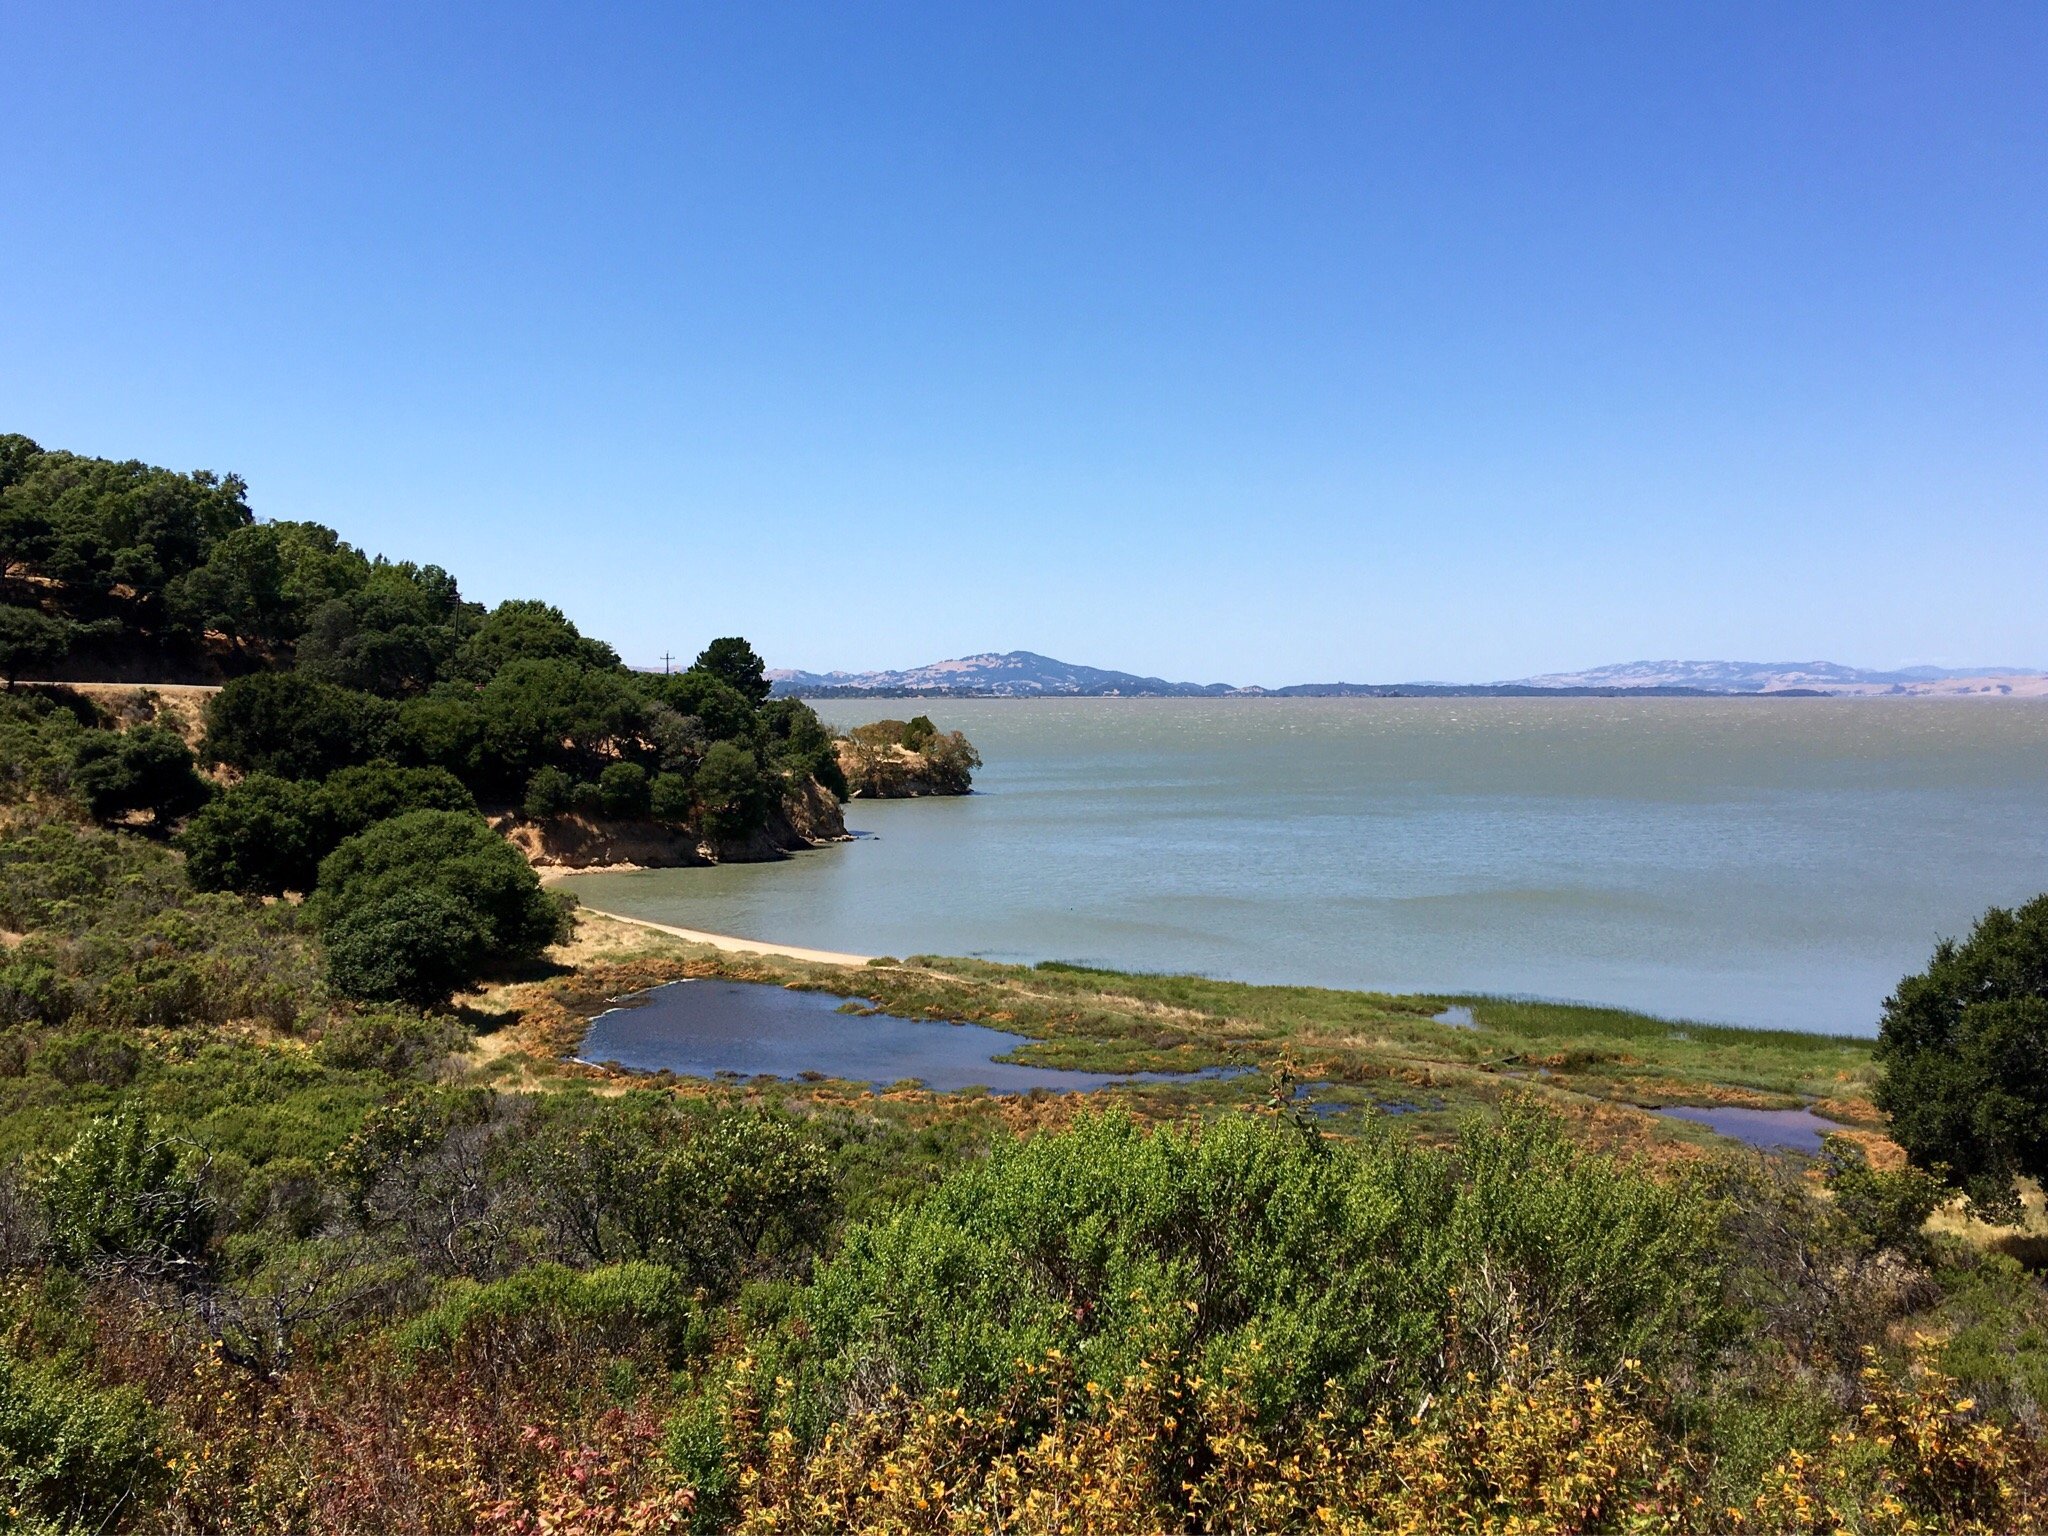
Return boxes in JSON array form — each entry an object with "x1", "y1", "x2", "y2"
[
  {"x1": 311, "y1": 810, "x2": 568, "y2": 1003},
  {"x1": 312, "y1": 1008, "x2": 472, "y2": 1076},
  {"x1": 69, "y1": 724, "x2": 212, "y2": 828},
  {"x1": 32, "y1": 1029, "x2": 142, "y2": 1089},
  {"x1": 598, "y1": 761, "x2": 650, "y2": 819},
  {"x1": 203, "y1": 672, "x2": 398, "y2": 779},
  {"x1": 1821, "y1": 1135, "x2": 1944, "y2": 1255},
  {"x1": 37, "y1": 1109, "x2": 213, "y2": 1273},
  {"x1": 526, "y1": 1097, "x2": 835, "y2": 1290},
  {"x1": 182, "y1": 763, "x2": 476, "y2": 897},
  {"x1": 0, "y1": 606, "x2": 71, "y2": 685},
  {"x1": 315, "y1": 761, "x2": 476, "y2": 841},
  {"x1": 691, "y1": 742, "x2": 772, "y2": 842},
  {"x1": 523, "y1": 764, "x2": 574, "y2": 819},
  {"x1": 178, "y1": 772, "x2": 321, "y2": 894},
  {"x1": 0, "y1": 817, "x2": 319, "y2": 1033},
  {"x1": 792, "y1": 1106, "x2": 1723, "y2": 1439},
  {"x1": 321, "y1": 886, "x2": 490, "y2": 1006},
  {"x1": 396, "y1": 1261, "x2": 699, "y2": 1364},
  {"x1": 0, "y1": 693, "x2": 86, "y2": 806},
  {"x1": 0, "y1": 1348, "x2": 162, "y2": 1532},
  {"x1": 569, "y1": 779, "x2": 604, "y2": 816}
]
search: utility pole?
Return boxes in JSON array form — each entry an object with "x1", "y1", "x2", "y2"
[{"x1": 660, "y1": 651, "x2": 675, "y2": 675}]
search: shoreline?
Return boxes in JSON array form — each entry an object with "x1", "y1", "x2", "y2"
[{"x1": 568, "y1": 900, "x2": 874, "y2": 969}]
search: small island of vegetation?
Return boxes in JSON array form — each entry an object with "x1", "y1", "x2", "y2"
[
  {"x1": 1, "y1": 433, "x2": 2047, "y2": 1533},
  {"x1": 836, "y1": 714, "x2": 982, "y2": 797}
]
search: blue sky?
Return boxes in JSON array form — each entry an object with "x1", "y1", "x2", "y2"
[{"x1": 4, "y1": 3, "x2": 2043, "y2": 684}]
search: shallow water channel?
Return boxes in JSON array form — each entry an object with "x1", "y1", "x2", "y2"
[
  {"x1": 577, "y1": 979, "x2": 1240, "y2": 1094},
  {"x1": 1653, "y1": 1104, "x2": 1843, "y2": 1154}
]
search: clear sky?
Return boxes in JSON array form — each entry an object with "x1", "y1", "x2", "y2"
[{"x1": 4, "y1": 4, "x2": 2043, "y2": 685}]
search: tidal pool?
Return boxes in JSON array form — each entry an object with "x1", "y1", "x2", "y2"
[
  {"x1": 1654, "y1": 1104, "x2": 1844, "y2": 1154},
  {"x1": 577, "y1": 979, "x2": 1241, "y2": 1094}
]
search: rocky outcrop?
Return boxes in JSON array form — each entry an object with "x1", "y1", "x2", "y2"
[
  {"x1": 835, "y1": 739, "x2": 976, "y2": 798},
  {"x1": 778, "y1": 773, "x2": 849, "y2": 841},
  {"x1": 495, "y1": 814, "x2": 708, "y2": 871},
  {"x1": 496, "y1": 776, "x2": 849, "y2": 872}
]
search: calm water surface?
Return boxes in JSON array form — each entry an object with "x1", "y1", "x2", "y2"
[
  {"x1": 563, "y1": 699, "x2": 2048, "y2": 1036},
  {"x1": 579, "y1": 979, "x2": 1243, "y2": 1093}
]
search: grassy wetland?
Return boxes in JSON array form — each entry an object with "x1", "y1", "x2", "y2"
[{"x1": 504, "y1": 909, "x2": 1886, "y2": 1163}]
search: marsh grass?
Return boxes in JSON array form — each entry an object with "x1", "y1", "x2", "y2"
[{"x1": 531, "y1": 912, "x2": 1885, "y2": 1160}]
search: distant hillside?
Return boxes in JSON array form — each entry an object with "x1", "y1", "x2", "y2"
[
  {"x1": 769, "y1": 650, "x2": 1235, "y2": 698},
  {"x1": 1513, "y1": 660, "x2": 2047, "y2": 694},
  {"x1": 773, "y1": 650, "x2": 2048, "y2": 699}
]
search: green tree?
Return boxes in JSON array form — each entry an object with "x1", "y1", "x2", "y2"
[
  {"x1": 0, "y1": 605, "x2": 70, "y2": 686},
  {"x1": 321, "y1": 886, "x2": 491, "y2": 1007},
  {"x1": 0, "y1": 449, "x2": 251, "y2": 620},
  {"x1": 69, "y1": 725, "x2": 213, "y2": 829},
  {"x1": 475, "y1": 658, "x2": 645, "y2": 791},
  {"x1": 691, "y1": 742, "x2": 773, "y2": 842},
  {"x1": 598, "y1": 761, "x2": 650, "y2": 819},
  {"x1": 523, "y1": 764, "x2": 575, "y2": 819},
  {"x1": 178, "y1": 773, "x2": 323, "y2": 894},
  {"x1": 762, "y1": 698, "x2": 847, "y2": 799},
  {"x1": 293, "y1": 562, "x2": 475, "y2": 697},
  {"x1": 1875, "y1": 895, "x2": 2048, "y2": 1219},
  {"x1": 203, "y1": 672, "x2": 398, "y2": 779},
  {"x1": 0, "y1": 431, "x2": 41, "y2": 492},
  {"x1": 393, "y1": 692, "x2": 487, "y2": 781},
  {"x1": 162, "y1": 519, "x2": 370, "y2": 650},
  {"x1": 693, "y1": 636, "x2": 772, "y2": 706},
  {"x1": 455, "y1": 598, "x2": 619, "y2": 683},
  {"x1": 642, "y1": 667, "x2": 758, "y2": 745},
  {"x1": 311, "y1": 809, "x2": 569, "y2": 1001},
  {"x1": 315, "y1": 761, "x2": 476, "y2": 842},
  {"x1": 649, "y1": 770, "x2": 692, "y2": 824},
  {"x1": 919, "y1": 729, "x2": 982, "y2": 794}
]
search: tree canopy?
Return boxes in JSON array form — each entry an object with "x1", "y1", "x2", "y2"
[
  {"x1": 311, "y1": 809, "x2": 570, "y2": 1003},
  {"x1": 1875, "y1": 895, "x2": 2048, "y2": 1219}
]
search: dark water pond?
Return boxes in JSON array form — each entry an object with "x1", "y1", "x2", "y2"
[
  {"x1": 1655, "y1": 1104, "x2": 1843, "y2": 1154},
  {"x1": 578, "y1": 979, "x2": 1244, "y2": 1094}
]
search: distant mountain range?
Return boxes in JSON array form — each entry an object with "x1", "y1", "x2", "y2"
[{"x1": 769, "y1": 651, "x2": 2048, "y2": 700}]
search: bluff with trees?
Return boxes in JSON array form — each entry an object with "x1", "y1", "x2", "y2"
[
  {"x1": 0, "y1": 432, "x2": 862, "y2": 1000},
  {"x1": 0, "y1": 433, "x2": 850, "y2": 861}
]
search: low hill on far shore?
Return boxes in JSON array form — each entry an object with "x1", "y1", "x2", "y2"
[{"x1": 771, "y1": 649, "x2": 2048, "y2": 700}]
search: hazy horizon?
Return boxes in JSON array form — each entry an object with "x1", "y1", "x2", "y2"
[
  {"x1": 764, "y1": 648, "x2": 2048, "y2": 691},
  {"x1": 7, "y1": 5, "x2": 2045, "y2": 681}
]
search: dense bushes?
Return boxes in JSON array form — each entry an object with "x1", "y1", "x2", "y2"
[
  {"x1": 180, "y1": 761, "x2": 477, "y2": 896},
  {"x1": 70, "y1": 725, "x2": 211, "y2": 828},
  {"x1": 310, "y1": 810, "x2": 570, "y2": 1003},
  {"x1": 37, "y1": 1109, "x2": 214, "y2": 1274},
  {"x1": 790, "y1": 1107, "x2": 1721, "y2": 1438},
  {"x1": 0, "y1": 817, "x2": 319, "y2": 1033},
  {"x1": 0, "y1": 1348, "x2": 162, "y2": 1534}
]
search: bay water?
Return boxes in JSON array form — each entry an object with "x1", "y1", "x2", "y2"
[{"x1": 561, "y1": 698, "x2": 2048, "y2": 1036}]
